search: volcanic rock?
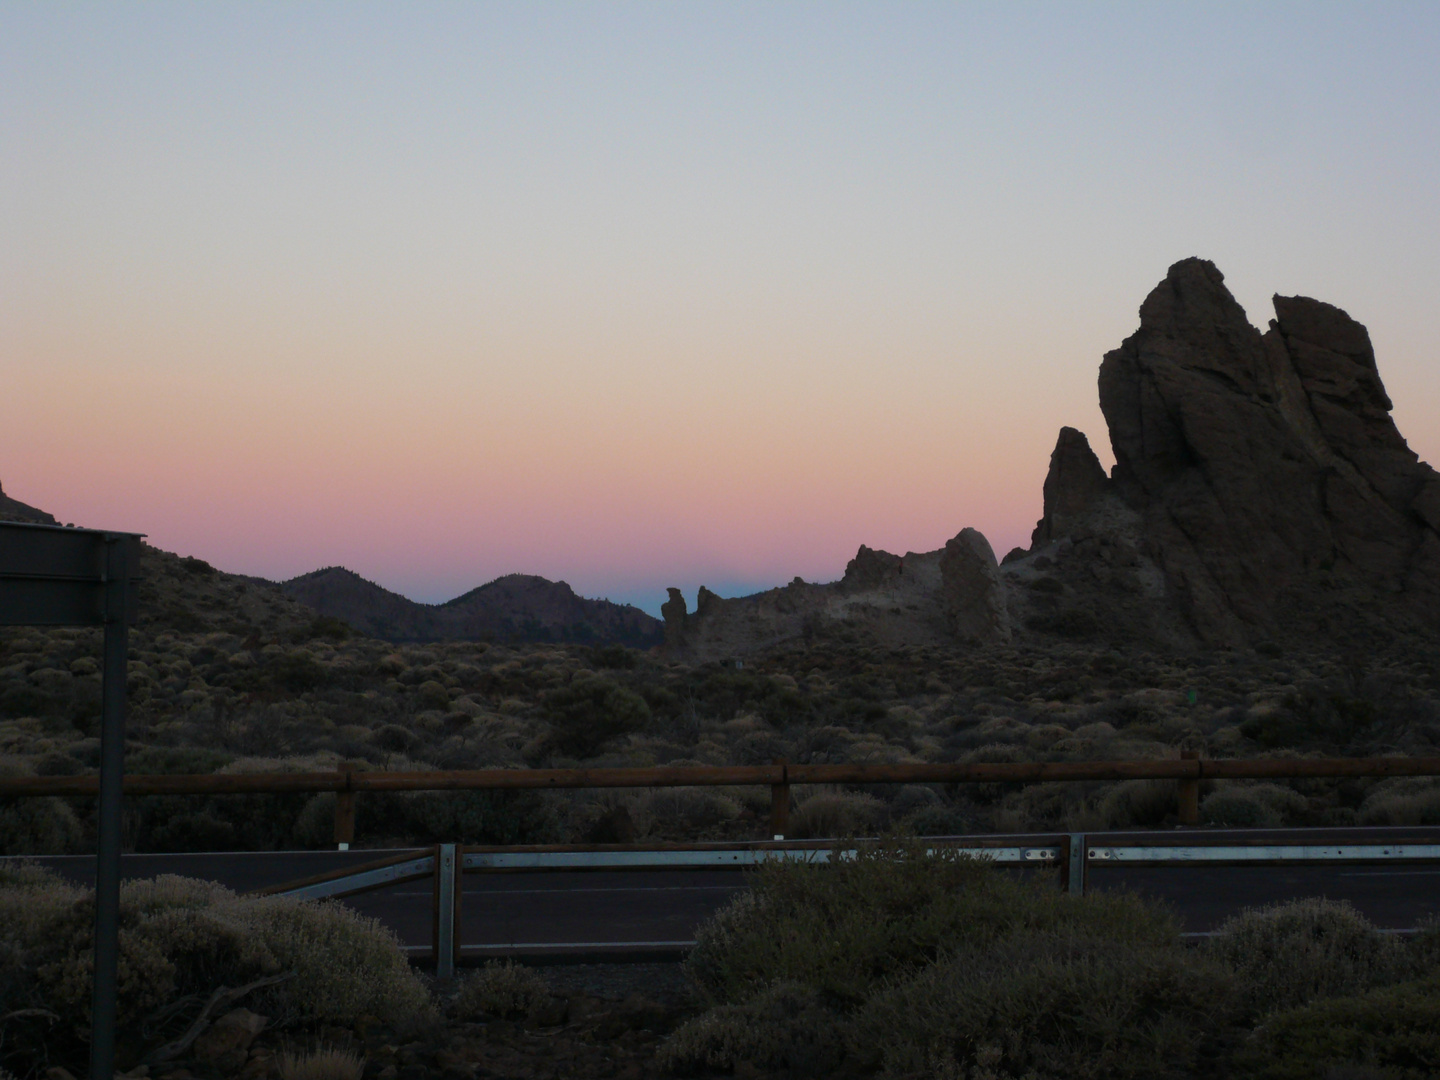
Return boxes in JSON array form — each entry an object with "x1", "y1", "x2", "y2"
[
  {"x1": 1030, "y1": 428, "x2": 1111, "y2": 548},
  {"x1": 940, "y1": 528, "x2": 1010, "y2": 643},
  {"x1": 1091, "y1": 257, "x2": 1440, "y2": 644}
]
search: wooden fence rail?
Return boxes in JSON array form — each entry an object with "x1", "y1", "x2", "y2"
[{"x1": 5, "y1": 755, "x2": 1440, "y2": 844}]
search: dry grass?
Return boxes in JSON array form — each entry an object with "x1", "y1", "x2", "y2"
[
  {"x1": 451, "y1": 960, "x2": 549, "y2": 1021},
  {"x1": 276, "y1": 1047, "x2": 365, "y2": 1080}
]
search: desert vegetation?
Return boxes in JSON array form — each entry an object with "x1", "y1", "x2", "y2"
[
  {"x1": 659, "y1": 842, "x2": 1440, "y2": 1079},
  {"x1": 6, "y1": 849, "x2": 1439, "y2": 1080},
  {"x1": 4, "y1": 616, "x2": 1440, "y2": 852}
]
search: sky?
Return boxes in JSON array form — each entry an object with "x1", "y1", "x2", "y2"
[{"x1": 3, "y1": 2, "x2": 1439, "y2": 616}]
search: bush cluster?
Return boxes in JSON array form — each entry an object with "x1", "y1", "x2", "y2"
[
  {"x1": 6, "y1": 621, "x2": 1440, "y2": 850},
  {"x1": 0, "y1": 864, "x2": 426, "y2": 1076},
  {"x1": 664, "y1": 844, "x2": 1440, "y2": 1080}
]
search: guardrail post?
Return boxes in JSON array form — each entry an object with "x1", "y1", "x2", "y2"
[
  {"x1": 1178, "y1": 750, "x2": 1200, "y2": 826},
  {"x1": 770, "y1": 759, "x2": 789, "y2": 840},
  {"x1": 90, "y1": 535, "x2": 133, "y2": 1080},
  {"x1": 433, "y1": 843, "x2": 458, "y2": 980},
  {"x1": 334, "y1": 766, "x2": 357, "y2": 850},
  {"x1": 1066, "y1": 833, "x2": 1086, "y2": 895}
]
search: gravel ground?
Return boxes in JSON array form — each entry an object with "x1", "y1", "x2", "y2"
[{"x1": 533, "y1": 962, "x2": 698, "y2": 1007}]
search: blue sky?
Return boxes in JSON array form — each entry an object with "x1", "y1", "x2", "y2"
[{"x1": 3, "y1": 2, "x2": 1438, "y2": 614}]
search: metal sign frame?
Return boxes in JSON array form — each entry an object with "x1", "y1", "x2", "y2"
[{"x1": 0, "y1": 521, "x2": 142, "y2": 1080}]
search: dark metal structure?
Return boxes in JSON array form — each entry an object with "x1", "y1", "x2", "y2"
[{"x1": 0, "y1": 522, "x2": 142, "y2": 1080}]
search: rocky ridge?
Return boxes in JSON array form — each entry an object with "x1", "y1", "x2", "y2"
[
  {"x1": 0, "y1": 480, "x2": 57, "y2": 525},
  {"x1": 663, "y1": 259, "x2": 1440, "y2": 658},
  {"x1": 282, "y1": 567, "x2": 663, "y2": 646}
]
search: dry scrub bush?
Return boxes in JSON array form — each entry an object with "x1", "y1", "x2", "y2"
[
  {"x1": 1357, "y1": 777, "x2": 1440, "y2": 827},
  {"x1": 656, "y1": 982, "x2": 846, "y2": 1078},
  {"x1": 0, "y1": 866, "x2": 426, "y2": 1074},
  {"x1": 855, "y1": 931, "x2": 1232, "y2": 1080},
  {"x1": 1202, "y1": 783, "x2": 1308, "y2": 828},
  {"x1": 684, "y1": 841, "x2": 1176, "y2": 1009},
  {"x1": 451, "y1": 960, "x2": 549, "y2": 1020},
  {"x1": 629, "y1": 788, "x2": 743, "y2": 836},
  {"x1": 787, "y1": 789, "x2": 887, "y2": 839},
  {"x1": 672, "y1": 844, "x2": 1212, "y2": 1079},
  {"x1": 276, "y1": 1047, "x2": 366, "y2": 1080},
  {"x1": 1232, "y1": 977, "x2": 1440, "y2": 1080},
  {"x1": 240, "y1": 896, "x2": 427, "y2": 1024},
  {"x1": 0, "y1": 795, "x2": 84, "y2": 855},
  {"x1": 1207, "y1": 898, "x2": 1408, "y2": 1021},
  {"x1": 1093, "y1": 778, "x2": 1178, "y2": 829}
]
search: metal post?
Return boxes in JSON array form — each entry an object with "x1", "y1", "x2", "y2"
[
  {"x1": 89, "y1": 536, "x2": 131, "y2": 1080},
  {"x1": 433, "y1": 843, "x2": 457, "y2": 980},
  {"x1": 1067, "y1": 833, "x2": 1086, "y2": 896},
  {"x1": 770, "y1": 759, "x2": 789, "y2": 840},
  {"x1": 1178, "y1": 749, "x2": 1200, "y2": 826}
]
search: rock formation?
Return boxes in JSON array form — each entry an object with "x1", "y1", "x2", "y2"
[
  {"x1": 940, "y1": 528, "x2": 1009, "y2": 643},
  {"x1": 1088, "y1": 257, "x2": 1440, "y2": 645},
  {"x1": 664, "y1": 257, "x2": 1440, "y2": 657}
]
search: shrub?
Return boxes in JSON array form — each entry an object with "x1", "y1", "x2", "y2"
[
  {"x1": 854, "y1": 930, "x2": 1232, "y2": 1080},
  {"x1": 0, "y1": 796, "x2": 84, "y2": 855},
  {"x1": 631, "y1": 788, "x2": 742, "y2": 836},
  {"x1": 675, "y1": 843, "x2": 1210, "y2": 1080},
  {"x1": 657, "y1": 982, "x2": 847, "y2": 1078},
  {"x1": 1207, "y1": 898, "x2": 1408, "y2": 1021},
  {"x1": 125, "y1": 746, "x2": 234, "y2": 774},
  {"x1": 1410, "y1": 916, "x2": 1440, "y2": 977},
  {"x1": 787, "y1": 791, "x2": 888, "y2": 839},
  {"x1": 684, "y1": 840, "x2": 1177, "y2": 1009},
  {"x1": 542, "y1": 678, "x2": 651, "y2": 758},
  {"x1": 239, "y1": 895, "x2": 428, "y2": 1025},
  {"x1": 451, "y1": 960, "x2": 549, "y2": 1020},
  {"x1": 1095, "y1": 779, "x2": 1178, "y2": 829},
  {"x1": 0, "y1": 867, "x2": 427, "y2": 1076},
  {"x1": 398, "y1": 788, "x2": 565, "y2": 845},
  {"x1": 1202, "y1": 783, "x2": 1308, "y2": 828},
  {"x1": 897, "y1": 803, "x2": 972, "y2": 837},
  {"x1": 1232, "y1": 977, "x2": 1440, "y2": 1080},
  {"x1": 305, "y1": 616, "x2": 353, "y2": 642},
  {"x1": 1357, "y1": 778, "x2": 1440, "y2": 827},
  {"x1": 590, "y1": 644, "x2": 638, "y2": 669}
]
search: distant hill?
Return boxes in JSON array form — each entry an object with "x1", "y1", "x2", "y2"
[
  {"x1": 0, "y1": 480, "x2": 57, "y2": 524},
  {"x1": 280, "y1": 566, "x2": 663, "y2": 646},
  {"x1": 1, "y1": 479, "x2": 661, "y2": 647}
]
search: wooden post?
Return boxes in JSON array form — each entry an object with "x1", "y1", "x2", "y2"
[
  {"x1": 334, "y1": 766, "x2": 356, "y2": 850},
  {"x1": 770, "y1": 759, "x2": 789, "y2": 840},
  {"x1": 1177, "y1": 749, "x2": 1200, "y2": 826}
]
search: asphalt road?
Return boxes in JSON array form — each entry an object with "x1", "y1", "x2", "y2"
[{"x1": 18, "y1": 828, "x2": 1440, "y2": 959}]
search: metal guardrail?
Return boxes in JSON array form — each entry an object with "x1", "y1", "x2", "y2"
[
  {"x1": 1087, "y1": 843, "x2": 1440, "y2": 864},
  {"x1": 251, "y1": 828, "x2": 1440, "y2": 976}
]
